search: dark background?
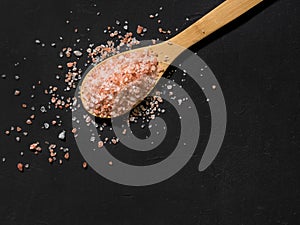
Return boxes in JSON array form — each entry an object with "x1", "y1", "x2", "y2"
[{"x1": 0, "y1": 0, "x2": 299, "y2": 224}]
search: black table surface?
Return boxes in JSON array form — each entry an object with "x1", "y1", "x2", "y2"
[{"x1": 0, "y1": 0, "x2": 299, "y2": 224}]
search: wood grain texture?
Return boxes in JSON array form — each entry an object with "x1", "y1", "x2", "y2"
[{"x1": 171, "y1": 0, "x2": 264, "y2": 48}]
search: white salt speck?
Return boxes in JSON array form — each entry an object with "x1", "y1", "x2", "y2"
[
  {"x1": 44, "y1": 123, "x2": 50, "y2": 129},
  {"x1": 58, "y1": 130, "x2": 66, "y2": 140},
  {"x1": 73, "y1": 50, "x2": 83, "y2": 57},
  {"x1": 178, "y1": 99, "x2": 182, "y2": 105},
  {"x1": 40, "y1": 106, "x2": 47, "y2": 113},
  {"x1": 90, "y1": 136, "x2": 95, "y2": 142}
]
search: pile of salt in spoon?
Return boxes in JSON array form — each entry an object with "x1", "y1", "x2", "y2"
[{"x1": 81, "y1": 49, "x2": 162, "y2": 118}]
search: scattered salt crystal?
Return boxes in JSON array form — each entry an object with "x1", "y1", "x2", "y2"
[
  {"x1": 40, "y1": 106, "x2": 47, "y2": 113},
  {"x1": 44, "y1": 123, "x2": 50, "y2": 129},
  {"x1": 90, "y1": 136, "x2": 95, "y2": 142},
  {"x1": 14, "y1": 90, "x2": 21, "y2": 96},
  {"x1": 73, "y1": 50, "x2": 83, "y2": 57},
  {"x1": 167, "y1": 85, "x2": 172, "y2": 90},
  {"x1": 178, "y1": 99, "x2": 182, "y2": 105},
  {"x1": 58, "y1": 130, "x2": 66, "y2": 140}
]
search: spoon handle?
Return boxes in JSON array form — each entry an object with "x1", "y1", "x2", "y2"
[{"x1": 170, "y1": 0, "x2": 264, "y2": 48}]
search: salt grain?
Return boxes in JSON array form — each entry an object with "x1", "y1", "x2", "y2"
[
  {"x1": 17, "y1": 163, "x2": 24, "y2": 172},
  {"x1": 58, "y1": 130, "x2": 66, "y2": 140},
  {"x1": 73, "y1": 50, "x2": 83, "y2": 57},
  {"x1": 40, "y1": 106, "x2": 47, "y2": 113},
  {"x1": 44, "y1": 123, "x2": 50, "y2": 129},
  {"x1": 14, "y1": 90, "x2": 21, "y2": 96}
]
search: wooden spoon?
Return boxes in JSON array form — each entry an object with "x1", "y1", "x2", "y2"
[{"x1": 81, "y1": 0, "x2": 263, "y2": 118}]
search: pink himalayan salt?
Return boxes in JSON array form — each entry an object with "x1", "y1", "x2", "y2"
[{"x1": 81, "y1": 50, "x2": 160, "y2": 118}]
